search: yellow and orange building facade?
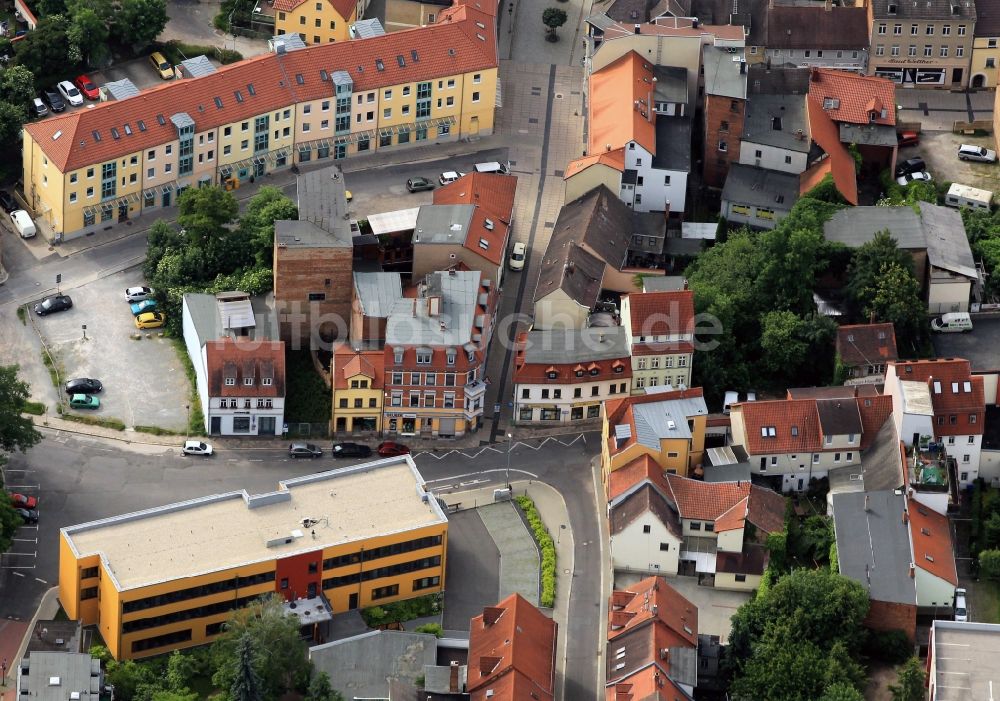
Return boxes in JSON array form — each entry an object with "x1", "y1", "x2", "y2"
[{"x1": 59, "y1": 457, "x2": 448, "y2": 660}]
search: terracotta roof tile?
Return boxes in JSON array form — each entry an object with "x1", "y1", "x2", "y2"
[
  {"x1": 273, "y1": 0, "x2": 356, "y2": 19},
  {"x1": 836, "y1": 323, "x2": 899, "y2": 367},
  {"x1": 625, "y1": 290, "x2": 695, "y2": 338},
  {"x1": 332, "y1": 343, "x2": 384, "y2": 389},
  {"x1": 807, "y1": 68, "x2": 896, "y2": 126},
  {"x1": 434, "y1": 172, "x2": 518, "y2": 267},
  {"x1": 908, "y1": 498, "x2": 958, "y2": 586},
  {"x1": 746, "y1": 485, "x2": 787, "y2": 533},
  {"x1": 663, "y1": 474, "x2": 750, "y2": 522},
  {"x1": 859, "y1": 394, "x2": 894, "y2": 450},
  {"x1": 609, "y1": 454, "x2": 669, "y2": 499},
  {"x1": 565, "y1": 148, "x2": 626, "y2": 178},
  {"x1": 714, "y1": 497, "x2": 748, "y2": 532},
  {"x1": 607, "y1": 576, "x2": 698, "y2": 645},
  {"x1": 589, "y1": 51, "x2": 657, "y2": 155},
  {"x1": 805, "y1": 97, "x2": 859, "y2": 205},
  {"x1": 736, "y1": 398, "x2": 823, "y2": 454},
  {"x1": 890, "y1": 359, "x2": 985, "y2": 435},
  {"x1": 604, "y1": 387, "x2": 705, "y2": 455},
  {"x1": 206, "y1": 338, "x2": 285, "y2": 397},
  {"x1": 610, "y1": 482, "x2": 682, "y2": 537},
  {"x1": 605, "y1": 665, "x2": 688, "y2": 701},
  {"x1": 630, "y1": 341, "x2": 695, "y2": 356}
]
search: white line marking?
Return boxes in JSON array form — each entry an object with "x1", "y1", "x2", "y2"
[
  {"x1": 11, "y1": 571, "x2": 26, "y2": 576},
  {"x1": 424, "y1": 467, "x2": 539, "y2": 483},
  {"x1": 412, "y1": 433, "x2": 588, "y2": 460},
  {"x1": 35, "y1": 577, "x2": 48, "y2": 584}
]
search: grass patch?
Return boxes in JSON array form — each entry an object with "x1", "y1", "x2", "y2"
[
  {"x1": 285, "y1": 350, "x2": 332, "y2": 424},
  {"x1": 16, "y1": 305, "x2": 26, "y2": 325},
  {"x1": 170, "y1": 338, "x2": 206, "y2": 436},
  {"x1": 40, "y1": 349, "x2": 62, "y2": 389},
  {"x1": 134, "y1": 424, "x2": 182, "y2": 436},
  {"x1": 975, "y1": 581, "x2": 1000, "y2": 623},
  {"x1": 22, "y1": 400, "x2": 46, "y2": 415},
  {"x1": 60, "y1": 413, "x2": 127, "y2": 431},
  {"x1": 515, "y1": 495, "x2": 557, "y2": 608},
  {"x1": 361, "y1": 593, "x2": 442, "y2": 627}
]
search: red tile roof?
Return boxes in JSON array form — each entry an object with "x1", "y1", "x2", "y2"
[
  {"x1": 607, "y1": 576, "x2": 698, "y2": 645},
  {"x1": 24, "y1": 0, "x2": 497, "y2": 172},
  {"x1": 605, "y1": 665, "x2": 688, "y2": 701},
  {"x1": 512, "y1": 331, "x2": 632, "y2": 384},
  {"x1": 205, "y1": 337, "x2": 285, "y2": 397},
  {"x1": 807, "y1": 68, "x2": 896, "y2": 126},
  {"x1": 736, "y1": 398, "x2": 823, "y2": 454},
  {"x1": 805, "y1": 98, "x2": 859, "y2": 205},
  {"x1": 609, "y1": 454, "x2": 670, "y2": 499},
  {"x1": 890, "y1": 359, "x2": 985, "y2": 435},
  {"x1": 589, "y1": 51, "x2": 657, "y2": 155},
  {"x1": 859, "y1": 394, "x2": 894, "y2": 450},
  {"x1": 908, "y1": 498, "x2": 958, "y2": 586},
  {"x1": 630, "y1": 341, "x2": 694, "y2": 356},
  {"x1": 836, "y1": 323, "x2": 899, "y2": 367},
  {"x1": 273, "y1": 0, "x2": 356, "y2": 20},
  {"x1": 434, "y1": 172, "x2": 518, "y2": 267},
  {"x1": 565, "y1": 148, "x2": 626, "y2": 178},
  {"x1": 663, "y1": 474, "x2": 749, "y2": 523},
  {"x1": 332, "y1": 343, "x2": 384, "y2": 389},
  {"x1": 624, "y1": 290, "x2": 695, "y2": 339},
  {"x1": 468, "y1": 593, "x2": 557, "y2": 701}
]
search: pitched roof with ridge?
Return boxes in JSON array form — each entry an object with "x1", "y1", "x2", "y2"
[
  {"x1": 807, "y1": 68, "x2": 896, "y2": 127},
  {"x1": 605, "y1": 388, "x2": 708, "y2": 453},
  {"x1": 610, "y1": 481, "x2": 682, "y2": 536},
  {"x1": 908, "y1": 498, "x2": 958, "y2": 586},
  {"x1": 24, "y1": 0, "x2": 497, "y2": 173},
  {"x1": 765, "y1": 6, "x2": 871, "y2": 49},
  {"x1": 273, "y1": 0, "x2": 356, "y2": 19},
  {"x1": 805, "y1": 98, "x2": 858, "y2": 205},
  {"x1": 206, "y1": 337, "x2": 285, "y2": 398},
  {"x1": 607, "y1": 575, "x2": 698, "y2": 644},
  {"x1": 836, "y1": 323, "x2": 899, "y2": 367},
  {"x1": 624, "y1": 289, "x2": 695, "y2": 339},
  {"x1": 588, "y1": 50, "x2": 658, "y2": 154},
  {"x1": 889, "y1": 359, "x2": 985, "y2": 436},
  {"x1": 332, "y1": 343, "x2": 385, "y2": 390},
  {"x1": 432, "y1": 172, "x2": 518, "y2": 267},
  {"x1": 565, "y1": 148, "x2": 626, "y2": 178}
]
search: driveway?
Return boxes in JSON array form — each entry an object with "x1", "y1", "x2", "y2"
[
  {"x1": 442, "y1": 509, "x2": 500, "y2": 632},
  {"x1": 932, "y1": 316, "x2": 1000, "y2": 372},
  {"x1": 161, "y1": 0, "x2": 271, "y2": 58},
  {"x1": 30, "y1": 269, "x2": 190, "y2": 432},
  {"x1": 92, "y1": 57, "x2": 167, "y2": 93}
]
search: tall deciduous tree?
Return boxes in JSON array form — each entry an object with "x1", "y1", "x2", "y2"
[
  {"x1": 305, "y1": 671, "x2": 344, "y2": 701},
  {"x1": 819, "y1": 682, "x2": 866, "y2": 701},
  {"x1": 14, "y1": 15, "x2": 74, "y2": 88},
  {"x1": 862, "y1": 261, "x2": 925, "y2": 353},
  {"x1": 0, "y1": 365, "x2": 42, "y2": 454},
  {"x1": 844, "y1": 230, "x2": 914, "y2": 319},
  {"x1": 177, "y1": 186, "x2": 240, "y2": 249},
  {"x1": 115, "y1": 0, "x2": 169, "y2": 47},
  {"x1": 239, "y1": 186, "x2": 298, "y2": 268},
  {"x1": 0, "y1": 65, "x2": 37, "y2": 113},
  {"x1": 68, "y1": 7, "x2": 109, "y2": 67}
]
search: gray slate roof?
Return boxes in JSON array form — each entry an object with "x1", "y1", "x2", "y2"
[
  {"x1": 631, "y1": 394, "x2": 710, "y2": 449},
  {"x1": 104, "y1": 78, "x2": 140, "y2": 101},
  {"x1": 816, "y1": 398, "x2": 863, "y2": 436},
  {"x1": 354, "y1": 272, "x2": 403, "y2": 318},
  {"x1": 722, "y1": 163, "x2": 799, "y2": 210},
  {"x1": 860, "y1": 417, "x2": 906, "y2": 492},
  {"x1": 19, "y1": 652, "x2": 101, "y2": 701},
  {"x1": 652, "y1": 116, "x2": 693, "y2": 171},
  {"x1": 654, "y1": 65, "x2": 689, "y2": 105},
  {"x1": 832, "y1": 490, "x2": 917, "y2": 605},
  {"x1": 277, "y1": 166, "x2": 352, "y2": 248},
  {"x1": 310, "y1": 630, "x2": 437, "y2": 700},
  {"x1": 385, "y1": 270, "x2": 482, "y2": 347},
  {"x1": 742, "y1": 94, "x2": 810, "y2": 152},
  {"x1": 521, "y1": 326, "x2": 630, "y2": 364},
  {"x1": 871, "y1": 0, "x2": 976, "y2": 20},
  {"x1": 703, "y1": 46, "x2": 748, "y2": 100},
  {"x1": 975, "y1": 0, "x2": 1000, "y2": 35},
  {"x1": 840, "y1": 123, "x2": 898, "y2": 147},
  {"x1": 747, "y1": 65, "x2": 811, "y2": 95},
  {"x1": 351, "y1": 17, "x2": 386, "y2": 38},
  {"x1": 271, "y1": 32, "x2": 307, "y2": 51}
]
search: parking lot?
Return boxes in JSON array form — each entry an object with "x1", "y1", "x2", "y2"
[
  {"x1": 31, "y1": 269, "x2": 190, "y2": 431},
  {"x1": 905, "y1": 131, "x2": 1000, "y2": 191},
  {"x1": 442, "y1": 509, "x2": 501, "y2": 632},
  {"x1": 932, "y1": 315, "x2": 1000, "y2": 372}
]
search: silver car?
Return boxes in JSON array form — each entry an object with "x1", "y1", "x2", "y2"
[
  {"x1": 125, "y1": 286, "x2": 154, "y2": 302},
  {"x1": 957, "y1": 144, "x2": 997, "y2": 163}
]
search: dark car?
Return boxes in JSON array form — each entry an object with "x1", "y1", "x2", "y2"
[
  {"x1": 65, "y1": 378, "x2": 102, "y2": 394},
  {"x1": 377, "y1": 441, "x2": 410, "y2": 457},
  {"x1": 406, "y1": 177, "x2": 436, "y2": 192},
  {"x1": 0, "y1": 190, "x2": 15, "y2": 213},
  {"x1": 34, "y1": 294, "x2": 73, "y2": 316},
  {"x1": 43, "y1": 89, "x2": 65, "y2": 113},
  {"x1": 331, "y1": 442, "x2": 372, "y2": 458},
  {"x1": 895, "y1": 157, "x2": 926, "y2": 178},
  {"x1": 289, "y1": 442, "x2": 323, "y2": 458},
  {"x1": 16, "y1": 508, "x2": 38, "y2": 524}
]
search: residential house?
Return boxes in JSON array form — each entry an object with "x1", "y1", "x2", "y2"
[
  {"x1": 884, "y1": 358, "x2": 985, "y2": 486},
  {"x1": 823, "y1": 204, "x2": 979, "y2": 313},
  {"x1": 274, "y1": 0, "x2": 366, "y2": 44},
  {"x1": 513, "y1": 327, "x2": 633, "y2": 424},
  {"x1": 729, "y1": 393, "x2": 894, "y2": 492},
  {"x1": 569, "y1": 50, "x2": 691, "y2": 213},
  {"x1": 702, "y1": 45, "x2": 747, "y2": 188},
  {"x1": 720, "y1": 163, "x2": 799, "y2": 229},
  {"x1": 974, "y1": 0, "x2": 1000, "y2": 87},
  {"x1": 608, "y1": 472, "x2": 786, "y2": 589},
  {"x1": 763, "y1": 3, "x2": 870, "y2": 71},
  {"x1": 602, "y1": 387, "x2": 709, "y2": 484},
  {"x1": 835, "y1": 322, "x2": 899, "y2": 384},
  {"x1": 533, "y1": 185, "x2": 665, "y2": 331},
  {"x1": 620, "y1": 289, "x2": 695, "y2": 392},
  {"x1": 20, "y1": 0, "x2": 497, "y2": 241},
  {"x1": 605, "y1": 576, "x2": 698, "y2": 698},
  {"x1": 383, "y1": 0, "x2": 452, "y2": 31},
  {"x1": 739, "y1": 91, "x2": 811, "y2": 175},
  {"x1": 692, "y1": 0, "x2": 768, "y2": 62},
  {"x1": 868, "y1": 0, "x2": 975, "y2": 87},
  {"x1": 330, "y1": 343, "x2": 385, "y2": 434},
  {"x1": 927, "y1": 621, "x2": 1000, "y2": 700},
  {"x1": 466, "y1": 593, "x2": 557, "y2": 701},
  {"x1": 273, "y1": 166, "x2": 355, "y2": 344},
  {"x1": 181, "y1": 292, "x2": 285, "y2": 436},
  {"x1": 412, "y1": 171, "x2": 518, "y2": 285},
  {"x1": 382, "y1": 270, "x2": 496, "y2": 437}
]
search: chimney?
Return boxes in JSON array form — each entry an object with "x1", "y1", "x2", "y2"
[
  {"x1": 428, "y1": 296, "x2": 441, "y2": 317},
  {"x1": 683, "y1": 278, "x2": 689, "y2": 290},
  {"x1": 810, "y1": 68, "x2": 819, "y2": 82},
  {"x1": 909, "y1": 563, "x2": 916, "y2": 578},
  {"x1": 634, "y1": 23, "x2": 641, "y2": 33},
  {"x1": 449, "y1": 661, "x2": 460, "y2": 692}
]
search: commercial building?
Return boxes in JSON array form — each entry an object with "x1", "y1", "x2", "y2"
[
  {"x1": 330, "y1": 343, "x2": 385, "y2": 434},
  {"x1": 762, "y1": 3, "x2": 871, "y2": 71},
  {"x1": 720, "y1": 163, "x2": 799, "y2": 229},
  {"x1": 620, "y1": 289, "x2": 695, "y2": 392},
  {"x1": 59, "y1": 457, "x2": 448, "y2": 660},
  {"x1": 16, "y1": 652, "x2": 103, "y2": 701},
  {"x1": 20, "y1": 0, "x2": 498, "y2": 241}
]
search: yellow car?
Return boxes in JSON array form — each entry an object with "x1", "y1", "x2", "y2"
[
  {"x1": 149, "y1": 52, "x2": 175, "y2": 80},
  {"x1": 135, "y1": 311, "x2": 166, "y2": 329}
]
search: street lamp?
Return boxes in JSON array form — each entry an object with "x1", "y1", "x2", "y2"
[{"x1": 505, "y1": 432, "x2": 512, "y2": 490}]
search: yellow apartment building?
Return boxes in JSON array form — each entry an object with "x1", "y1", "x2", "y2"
[
  {"x1": 59, "y1": 457, "x2": 448, "y2": 660},
  {"x1": 21, "y1": 0, "x2": 498, "y2": 242},
  {"x1": 972, "y1": 30, "x2": 1000, "y2": 88},
  {"x1": 275, "y1": 0, "x2": 361, "y2": 44},
  {"x1": 384, "y1": 0, "x2": 451, "y2": 32},
  {"x1": 331, "y1": 344, "x2": 385, "y2": 433}
]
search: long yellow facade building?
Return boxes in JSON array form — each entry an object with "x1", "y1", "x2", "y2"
[
  {"x1": 21, "y1": 0, "x2": 498, "y2": 241},
  {"x1": 59, "y1": 457, "x2": 448, "y2": 660}
]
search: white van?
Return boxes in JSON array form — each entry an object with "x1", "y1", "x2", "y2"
[
  {"x1": 473, "y1": 161, "x2": 510, "y2": 175},
  {"x1": 945, "y1": 183, "x2": 993, "y2": 211},
  {"x1": 931, "y1": 312, "x2": 973, "y2": 333},
  {"x1": 10, "y1": 209, "x2": 36, "y2": 238}
]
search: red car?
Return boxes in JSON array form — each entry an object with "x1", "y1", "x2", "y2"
[
  {"x1": 9, "y1": 492, "x2": 38, "y2": 509},
  {"x1": 897, "y1": 130, "x2": 919, "y2": 147},
  {"x1": 73, "y1": 74, "x2": 100, "y2": 101},
  {"x1": 377, "y1": 441, "x2": 410, "y2": 457}
]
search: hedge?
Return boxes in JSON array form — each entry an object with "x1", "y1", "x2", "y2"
[{"x1": 514, "y1": 495, "x2": 556, "y2": 607}]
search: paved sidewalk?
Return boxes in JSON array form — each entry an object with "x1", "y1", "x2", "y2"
[
  {"x1": 477, "y1": 501, "x2": 540, "y2": 606},
  {"x1": 0, "y1": 587, "x2": 60, "y2": 701}
]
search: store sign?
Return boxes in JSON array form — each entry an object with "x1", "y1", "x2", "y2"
[{"x1": 875, "y1": 66, "x2": 946, "y2": 84}]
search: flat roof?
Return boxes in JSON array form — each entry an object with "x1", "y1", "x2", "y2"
[
  {"x1": 62, "y1": 457, "x2": 447, "y2": 592},
  {"x1": 931, "y1": 621, "x2": 1000, "y2": 700},
  {"x1": 368, "y1": 207, "x2": 420, "y2": 235},
  {"x1": 20, "y1": 652, "x2": 100, "y2": 701}
]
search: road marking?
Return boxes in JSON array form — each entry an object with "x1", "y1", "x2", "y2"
[
  {"x1": 413, "y1": 433, "x2": 587, "y2": 461},
  {"x1": 11, "y1": 570, "x2": 26, "y2": 576},
  {"x1": 425, "y1": 467, "x2": 539, "y2": 484},
  {"x1": 35, "y1": 577, "x2": 48, "y2": 584},
  {"x1": 5, "y1": 551, "x2": 37, "y2": 557},
  {"x1": 12, "y1": 538, "x2": 38, "y2": 543},
  {"x1": 248, "y1": 459, "x2": 263, "y2": 463},
  {"x1": 5, "y1": 484, "x2": 40, "y2": 489}
]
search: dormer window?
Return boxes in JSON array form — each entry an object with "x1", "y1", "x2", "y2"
[
  {"x1": 576, "y1": 370, "x2": 584, "y2": 377},
  {"x1": 590, "y1": 368, "x2": 600, "y2": 376},
  {"x1": 262, "y1": 377, "x2": 272, "y2": 386},
  {"x1": 613, "y1": 365, "x2": 624, "y2": 373},
  {"x1": 547, "y1": 371, "x2": 558, "y2": 379},
  {"x1": 225, "y1": 378, "x2": 236, "y2": 386},
  {"x1": 394, "y1": 350, "x2": 404, "y2": 364},
  {"x1": 888, "y1": 2, "x2": 897, "y2": 13},
  {"x1": 244, "y1": 377, "x2": 254, "y2": 386}
]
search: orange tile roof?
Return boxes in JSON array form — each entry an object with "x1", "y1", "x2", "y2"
[
  {"x1": 799, "y1": 158, "x2": 832, "y2": 196},
  {"x1": 332, "y1": 343, "x2": 385, "y2": 389},
  {"x1": 858, "y1": 394, "x2": 894, "y2": 450},
  {"x1": 807, "y1": 68, "x2": 896, "y2": 127},
  {"x1": 837, "y1": 323, "x2": 899, "y2": 367},
  {"x1": 890, "y1": 359, "x2": 984, "y2": 435},
  {"x1": 714, "y1": 497, "x2": 749, "y2": 533},
  {"x1": 205, "y1": 337, "x2": 285, "y2": 397},
  {"x1": 663, "y1": 474, "x2": 749, "y2": 523},
  {"x1": 468, "y1": 593, "x2": 556, "y2": 701},
  {"x1": 565, "y1": 148, "x2": 626, "y2": 178},
  {"x1": 908, "y1": 498, "x2": 958, "y2": 586},
  {"x1": 589, "y1": 51, "x2": 657, "y2": 155},
  {"x1": 605, "y1": 666, "x2": 688, "y2": 701},
  {"x1": 608, "y1": 454, "x2": 670, "y2": 499},
  {"x1": 434, "y1": 172, "x2": 518, "y2": 267},
  {"x1": 805, "y1": 97, "x2": 858, "y2": 205},
  {"x1": 273, "y1": 0, "x2": 356, "y2": 20},
  {"x1": 736, "y1": 398, "x2": 823, "y2": 454},
  {"x1": 25, "y1": 0, "x2": 497, "y2": 172},
  {"x1": 625, "y1": 290, "x2": 695, "y2": 339},
  {"x1": 607, "y1": 576, "x2": 698, "y2": 645},
  {"x1": 630, "y1": 341, "x2": 694, "y2": 356}
]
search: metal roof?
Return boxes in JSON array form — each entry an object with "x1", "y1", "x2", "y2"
[
  {"x1": 631, "y1": 394, "x2": 709, "y2": 449},
  {"x1": 331, "y1": 69, "x2": 353, "y2": 87},
  {"x1": 385, "y1": 270, "x2": 482, "y2": 347},
  {"x1": 310, "y1": 630, "x2": 437, "y2": 700},
  {"x1": 351, "y1": 17, "x2": 387, "y2": 39},
  {"x1": 413, "y1": 204, "x2": 477, "y2": 244},
  {"x1": 270, "y1": 33, "x2": 307, "y2": 51},
  {"x1": 368, "y1": 207, "x2": 420, "y2": 235},
  {"x1": 179, "y1": 55, "x2": 217, "y2": 78},
  {"x1": 354, "y1": 272, "x2": 403, "y2": 318},
  {"x1": 18, "y1": 652, "x2": 101, "y2": 701},
  {"x1": 276, "y1": 166, "x2": 353, "y2": 247},
  {"x1": 103, "y1": 78, "x2": 140, "y2": 101},
  {"x1": 722, "y1": 163, "x2": 799, "y2": 210},
  {"x1": 170, "y1": 112, "x2": 195, "y2": 129},
  {"x1": 702, "y1": 46, "x2": 748, "y2": 100}
]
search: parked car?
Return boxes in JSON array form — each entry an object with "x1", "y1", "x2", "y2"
[
  {"x1": 73, "y1": 74, "x2": 100, "y2": 100},
  {"x1": 0, "y1": 190, "x2": 15, "y2": 212},
  {"x1": 134, "y1": 311, "x2": 166, "y2": 329},
  {"x1": 406, "y1": 177, "x2": 436, "y2": 192},
  {"x1": 289, "y1": 442, "x2": 323, "y2": 458},
  {"x1": 43, "y1": 89, "x2": 65, "y2": 113},
  {"x1": 16, "y1": 508, "x2": 38, "y2": 524},
  {"x1": 57, "y1": 80, "x2": 84, "y2": 107},
  {"x1": 331, "y1": 442, "x2": 373, "y2": 458},
  {"x1": 34, "y1": 294, "x2": 73, "y2": 316},
  {"x1": 130, "y1": 299, "x2": 158, "y2": 315},
  {"x1": 954, "y1": 587, "x2": 968, "y2": 622},
  {"x1": 509, "y1": 241, "x2": 526, "y2": 271},
  {"x1": 897, "y1": 130, "x2": 919, "y2": 147},
  {"x1": 11, "y1": 209, "x2": 36, "y2": 238},
  {"x1": 65, "y1": 378, "x2": 102, "y2": 394},
  {"x1": 181, "y1": 440, "x2": 214, "y2": 456},
  {"x1": 149, "y1": 51, "x2": 175, "y2": 80},
  {"x1": 931, "y1": 311, "x2": 973, "y2": 333},
  {"x1": 31, "y1": 97, "x2": 48, "y2": 117},
  {"x1": 439, "y1": 171, "x2": 464, "y2": 185},
  {"x1": 9, "y1": 492, "x2": 37, "y2": 509},
  {"x1": 958, "y1": 144, "x2": 997, "y2": 163},
  {"x1": 125, "y1": 286, "x2": 154, "y2": 302},
  {"x1": 897, "y1": 171, "x2": 933, "y2": 187},
  {"x1": 894, "y1": 157, "x2": 926, "y2": 178},
  {"x1": 377, "y1": 441, "x2": 410, "y2": 457},
  {"x1": 69, "y1": 393, "x2": 100, "y2": 409}
]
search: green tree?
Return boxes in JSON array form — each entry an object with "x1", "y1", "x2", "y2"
[
  {"x1": 760, "y1": 311, "x2": 810, "y2": 375},
  {"x1": 862, "y1": 261, "x2": 925, "y2": 353},
  {"x1": 105, "y1": 659, "x2": 157, "y2": 701},
  {"x1": 984, "y1": 512, "x2": 1000, "y2": 549},
  {"x1": 114, "y1": 0, "x2": 169, "y2": 47},
  {"x1": 979, "y1": 549, "x2": 1000, "y2": 579},
  {"x1": 239, "y1": 186, "x2": 298, "y2": 267},
  {"x1": 165, "y1": 649, "x2": 196, "y2": 693},
  {"x1": 305, "y1": 671, "x2": 344, "y2": 701},
  {"x1": 230, "y1": 634, "x2": 263, "y2": 701},
  {"x1": 0, "y1": 102, "x2": 27, "y2": 174},
  {"x1": 0, "y1": 365, "x2": 43, "y2": 454},
  {"x1": 844, "y1": 231, "x2": 914, "y2": 320},
  {"x1": 975, "y1": 237, "x2": 1000, "y2": 298},
  {"x1": 68, "y1": 7, "x2": 109, "y2": 67},
  {"x1": 542, "y1": 7, "x2": 567, "y2": 38},
  {"x1": 150, "y1": 692, "x2": 199, "y2": 701},
  {"x1": 34, "y1": 0, "x2": 67, "y2": 16},
  {"x1": 414, "y1": 622, "x2": 444, "y2": 638},
  {"x1": 819, "y1": 682, "x2": 866, "y2": 701},
  {"x1": 177, "y1": 186, "x2": 240, "y2": 249},
  {"x1": 14, "y1": 15, "x2": 74, "y2": 88},
  {"x1": 0, "y1": 65, "x2": 38, "y2": 113},
  {"x1": 889, "y1": 657, "x2": 926, "y2": 701}
]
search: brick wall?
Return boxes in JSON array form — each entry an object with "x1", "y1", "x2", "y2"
[
  {"x1": 865, "y1": 598, "x2": 917, "y2": 642},
  {"x1": 703, "y1": 94, "x2": 745, "y2": 189},
  {"x1": 274, "y1": 246, "x2": 354, "y2": 346}
]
